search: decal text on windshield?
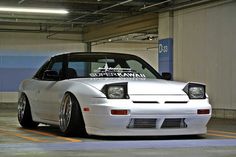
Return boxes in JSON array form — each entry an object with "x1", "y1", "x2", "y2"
[{"x1": 90, "y1": 67, "x2": 146, "y2": 78}]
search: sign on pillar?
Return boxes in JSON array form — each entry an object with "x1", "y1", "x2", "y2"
[{"x1": 158, "y1": 38, "x2": 173, "y2": 75}]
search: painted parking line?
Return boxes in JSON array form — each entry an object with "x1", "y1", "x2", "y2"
[
  {"x1": 0, "y1": 139, "x2": 236, "y2": 152},
  {"x1": 1, "y1": 127, "x2": 81, "y2": 143},
  {"x1": 0, "y1": 128, "x2": 47, "y2": 143},
  {"x1": 23, "y1": 129, "x2": 82, "y2": 142},
  {"x1": 207, "y1": 133, "x2": 236, "y2": 139},
  {"x1": 207, "y1": 130, "x2": 236, "y2": 139},
  {"x1": 208, "y1": 130, "x2": 236, "y2": 135}
]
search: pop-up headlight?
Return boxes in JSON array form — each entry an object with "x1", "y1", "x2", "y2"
[
  {"x1": 184, "y1": 83, "x2": 206, "y2": 99},
  {"x1": 102, "y1": 82, "x2": 129, "y2": 99}
]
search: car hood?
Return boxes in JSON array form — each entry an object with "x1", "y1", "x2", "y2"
[{"x1": 72, "y1": 78, "x2": 187, "y2": 95}]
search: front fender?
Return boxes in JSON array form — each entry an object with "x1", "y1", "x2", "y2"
[{"x1": 63, "y1": 80, "x2": 106, "y2": 107}]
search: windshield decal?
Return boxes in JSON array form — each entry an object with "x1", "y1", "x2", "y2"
[{"x1": 90, "y1": 67, "x2": 146, "y2": 78}]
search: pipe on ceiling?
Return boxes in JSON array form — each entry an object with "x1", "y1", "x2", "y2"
[
  {"x1": 140, "y1": 0, "x2": 171, "y2": 10},
  {"x1": 67, "y1": 0, "x2": 133, "y2": 22},
  {"x1": 18, "y1": 0, "x2": 25, "y2": 4},
  {"x1": 47, "y1": 0, "x2": 133, "y2": 39}
]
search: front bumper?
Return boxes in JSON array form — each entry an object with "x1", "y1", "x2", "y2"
[
  {"x1": 81, "y1": 96, "x2": 211, "y2": 136},
  {"x1": 85, "y1": 115, "x2": 210, "y2": 136}
]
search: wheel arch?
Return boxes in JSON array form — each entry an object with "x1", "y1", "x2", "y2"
[
  {"x1": 62, "y1": 91, "x2": 86, "y2": 121},
  {"x1": 18, "y1": 92, "x2": 34, "y2": 116},
  {"x1": 63, "y1": 82, "x2": 105, "y2": 113},
  {"x1": 63, "y1": 91, "x2": 81, "y2": 107},
  {"x1": 18, "y1": 92, "x2": 33, "y2": 110},
  {"x1": 62, "y1": 90, "x2": 91, "y2": 132},
  {"x1": 18, "y1": 91, "x2": 39, "y2": 128},
  {"x1": 60, "y1": 91, "x2": 87, "y2": 136}
]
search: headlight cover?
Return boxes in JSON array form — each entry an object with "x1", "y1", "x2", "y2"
[
  {"x1": 102, "y1": 82, "x2": 129, "y2": 99},
  {"x1": 108, "y1": 86, "x2": 124, "y2": 99},
  {"x1": 184, "y1": 83, "x2": 206, "y2": 99}
]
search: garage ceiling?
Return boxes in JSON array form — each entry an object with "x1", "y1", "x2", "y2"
[{"x1": 0, "y1": 0, "x2": 219, "y2": 32}]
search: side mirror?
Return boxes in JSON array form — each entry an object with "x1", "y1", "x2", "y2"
[
  {"x1": 162, "y1": 72, "x2": 172, "y2": 80},
  {"x1": 43, "y1": 70, "x2": 59, "y2": 80}
]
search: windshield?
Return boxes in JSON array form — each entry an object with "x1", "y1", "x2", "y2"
[{"x1": 68, "y1": 54, "x2": 161, "y2": 79}]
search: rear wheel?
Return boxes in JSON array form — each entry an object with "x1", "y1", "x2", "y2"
[
  {"x1": 18, "y1": 93, "x2": 39, "y2": 128},
  {"x1": 59, "y1": 93, "x2": 87, "y2": 136}
]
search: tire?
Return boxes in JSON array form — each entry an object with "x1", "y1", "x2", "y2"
[
  {"x1": 18, "y1": 93, "x2": 39, "y2": 128},
  {"x1": 59, "y1": 93, "x2": 87, "y2": 136}
]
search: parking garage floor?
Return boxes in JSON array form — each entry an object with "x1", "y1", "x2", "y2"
[{"x1": 0, "y1": 103, "x2": 236, "y2": 157}]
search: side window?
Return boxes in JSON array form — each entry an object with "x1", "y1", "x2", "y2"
[
  {"x1": 34, "y1": 55, "x2": 66, "y2": 80},
  {"x1": 49, "y1": 62, "x2": 63, "y2": 74},
  {"x1": 68, "y1": 61, "x2": 89, "y2": 78},
  {"x1": 33, "y1": 60, "x2": 50, "y2": 80},
  {"x1": 41, "y1": 56, "x2": 64, "y2": 80}
]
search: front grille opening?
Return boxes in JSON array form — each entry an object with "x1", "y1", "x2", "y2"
[
  {"x1": 161, "y1": 118, "x2": 187, "y2": 128},
  {"x1": 127, "y1": 118, "x2": 157, "y2": 129}
]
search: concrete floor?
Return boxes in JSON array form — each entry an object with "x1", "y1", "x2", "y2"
[{"x1": 0, "y1": 103, "x2": 236, "y2": 157}]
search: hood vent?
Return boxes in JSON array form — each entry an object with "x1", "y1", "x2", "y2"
[
  {"x1": 132, "y1": 101, "x2": 188, "y2": 104},
  {"x1": 133, "y1": 101, "x2": 159, "y2": 104},
  {"x1": 164, "y1": 101, "x2": 188, "y2": 104}
]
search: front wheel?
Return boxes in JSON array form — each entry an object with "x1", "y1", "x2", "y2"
[
  {"x1": 59, "y1": 93, "x2": 87, "y2": 136},
  {"x1": 18, "y1": 93, "x2": 39, "y2": 128}
]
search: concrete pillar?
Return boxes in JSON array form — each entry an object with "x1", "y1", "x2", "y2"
[
  {"x1": 84, "y1": 42, "x2": 92, "y2": 52},
  {"x1": 158, "y1": 12, "x2": 174, "y2": 76}
]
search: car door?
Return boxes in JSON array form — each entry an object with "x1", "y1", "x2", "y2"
[
  {"x1": 36, "y1": 55, "x2": 66, "y2": 123},
  {"x1": 28, "y1": 60, "x2": 50, "y2": 119}
]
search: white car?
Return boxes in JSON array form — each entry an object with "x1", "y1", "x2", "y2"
[{"x1": 18, "y1": 52, "x2": 211, "y2": 136}]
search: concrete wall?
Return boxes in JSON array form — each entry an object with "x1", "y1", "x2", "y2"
[
  {"x1": 0, "y1": 32, "x2": 158, "y2": 103},
  {"x1": 93, "y1": 42, "x2": 158, "y2": 69},
  {"x1": 0, "y1": 32, "x2": 85, "y2": 103},
  {"x1": 173, "y1": 1, "x2": 236, "y2": 116}
]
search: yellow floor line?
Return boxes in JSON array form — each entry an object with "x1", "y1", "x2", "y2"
[
  {"x1": 208, "y1": 129, "x2": 236, "y2": 135},
  {"x1": 207, "y1": 133, "x2": 236, "y2": 139},
  {"x1": 24, "y1": 129, "x2": 82, "y2": 142},
  {"x1": 0, "y1": 129, "x2": 47, "y2": 142},
  {"x1": 13, "y1": 133, "x2": 48, "y2": 142}
]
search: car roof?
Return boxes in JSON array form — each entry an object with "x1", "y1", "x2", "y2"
[{"x1": 53, "y1": 52, "x2": 137, "y2": 58}]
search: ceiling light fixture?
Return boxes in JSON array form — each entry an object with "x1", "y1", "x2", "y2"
[
  {"x1": 148, "y1": 37, "x2": 153, "y2": 41},
  {"x1": 0, "y1": 7, "x2": 69, "y2": 14}
]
